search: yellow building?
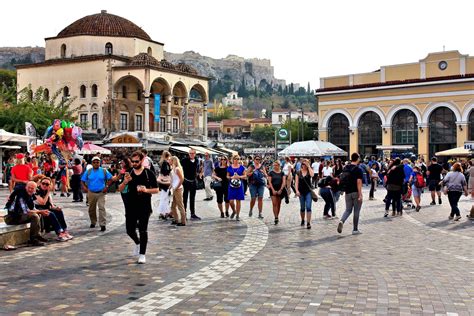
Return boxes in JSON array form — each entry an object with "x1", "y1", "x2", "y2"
[
  {"x1": 316, "y1": 50, "x2": 474, "y2": 159},
  {"x1": 249, "y1": 118, "x2": 272, "y2": 130},
  {"x1": 16, "y1": 10, "x2": 209, "y2": 139}
]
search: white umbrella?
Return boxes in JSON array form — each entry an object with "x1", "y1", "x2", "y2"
[
  {"x1": 278, "y1": 140, "x2": 347, "y2": 157},
  {"x1": 0, "y1": 129, "x2": 35, "y2": 143}
]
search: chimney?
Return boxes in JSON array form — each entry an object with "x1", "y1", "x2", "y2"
[{"x1": 101, "y1": 10, "x2": 107, "y2": 14}]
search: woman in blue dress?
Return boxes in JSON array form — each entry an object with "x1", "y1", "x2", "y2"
[{"x1": 227, "y1": 155, "x2": 246, "y2": 221}]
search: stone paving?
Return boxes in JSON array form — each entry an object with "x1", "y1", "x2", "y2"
[{"x1": 0, "y1": 186, "x2": 472, "y2": 315}]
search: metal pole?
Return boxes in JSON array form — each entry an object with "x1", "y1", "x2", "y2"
[
  {"x1": 274, "y1": 129, "x2": 277, "y2": 160},
  {"x1": 301, "y1": 107, "x2": 304, "y2": 141}
]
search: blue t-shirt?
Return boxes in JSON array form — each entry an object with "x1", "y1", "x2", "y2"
[
  {"x1": 81, "y1": 167, "x2": 113, "y2": 192},
  {"x1": 403, "y1": 164, "x2": 413, "y2": 183},
  {"x1": 227, "y1": 165, "x2": 245, "y2": 177}
]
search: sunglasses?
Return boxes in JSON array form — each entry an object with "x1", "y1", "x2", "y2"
[
  {"x1": 41, "y1": 182, "x2": 50, "y2": 186},
  {"x1": 131, "y1": 160, "x2": 141, "y2": 163}
]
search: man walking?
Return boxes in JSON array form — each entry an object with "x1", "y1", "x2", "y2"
[
  {"x1": 337, "y1": 152, "x2": 363, "y2": 235},
  {"x1": 81, "y1": 156, "x2": 113, "y2": 231},
  {"x1": 311, "y1": 158, "x2": 320, "y2": 187},
  {"x1": 427, "y1": 157, "x2": 443, "y2": 205},
  {"x1": 201, "y1": 153, "x2": 214, "y2": 201},
  {"x1": 181, "y1": 149, "x2": 201, "y2": 220},
  {"x1": 247, "y1": 155, "x2": 267, "y2": 219}
]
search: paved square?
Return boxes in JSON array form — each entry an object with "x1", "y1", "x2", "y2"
[{"x1": 0, "y1": 187, "x2": 472, "y2": 315}]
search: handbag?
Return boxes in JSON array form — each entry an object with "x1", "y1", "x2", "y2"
[
  {"x1": 300, "y1": 172, "x2": 318, "y2": 202},
  {"x1": 210, "y1": 180, "x2": 222, "y2": 190}
]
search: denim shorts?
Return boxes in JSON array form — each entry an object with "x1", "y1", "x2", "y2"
[
  {"x1": 249, "y1": 184, "x2": 265, "y2": 198},
  {"x1": 412, "y1": 185, "x2": 423, "y2": 197}
]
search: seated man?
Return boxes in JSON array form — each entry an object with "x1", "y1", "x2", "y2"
[
  {"x1": 35, "y1": 177, "x2": 73, "y2": 241},
  {"x1": 4, "y1": 181, "x2": 45, "y2": 246}
]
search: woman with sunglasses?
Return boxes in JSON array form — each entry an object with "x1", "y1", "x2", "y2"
[
  {"x1": 227, "y1": 155, "x2": 246, "y2": 221},
  {"x1": 212, "y1": 156, "x2": 230, "y2": 218},
  {"x1": 34, "y1": 177, "x2": 73, "y2": 241},
  {"x1": 268, "y1": 160, "x2": 287, "y2": 225},
  {"x1": 295, "y1": 159, "x2": 315, "y2": 229}
]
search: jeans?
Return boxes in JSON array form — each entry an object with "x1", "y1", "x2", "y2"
[
  {"x1": 183, "y1": 179, "x2": 197, "y2": 215},
  {"x1": 447, "y1": 191, "x2": 462, "y2": 217},
  {"x1": 385, "y1": 190, "x2": 402, "y2": 213},
  {"x1": 341, "y1": 192, "x2": 362, "y2": 231},
  {"x1": 44, "y1": 212, "x2": 64, "y2": 234},
  {"x1": 123, "y1": 192, "x2": 151, "y2": 255},
  {"x1": 319, "y1": 187, "x2": 335, "y2": 216},
  {"x1": 299, "y1": 191, "x2": 312, "y2": 212}
]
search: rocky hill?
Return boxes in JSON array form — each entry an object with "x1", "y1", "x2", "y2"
[
  {"x1": 164, "y1": 51, "x2": 285, "y2": 91},
  {"x1": 0, "y1": 47, "x2": 45, "y2": 69}
]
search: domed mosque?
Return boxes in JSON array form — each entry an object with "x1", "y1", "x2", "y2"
[{"x1": 17, "y1": 10, "x2": 209, "y2": 142}]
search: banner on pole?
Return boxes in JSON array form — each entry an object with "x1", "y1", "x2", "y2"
[{"x1": 154, "y1": 94, "x2": 161, "y2": 122}]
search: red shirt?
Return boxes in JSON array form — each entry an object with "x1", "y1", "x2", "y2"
[
  {"x1": 28, "y1": 163, "x2": 39, "y2": 175},
  {"x1": 43, "y1": 161, "x2": 56, "y2": 173},
  {"x1": 11, "y1": 164, "x2": 32, "y2": 182}
]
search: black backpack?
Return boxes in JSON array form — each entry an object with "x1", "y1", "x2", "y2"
[{"x1": 339, "y1": 165, "x2": 355, "y2": 192}]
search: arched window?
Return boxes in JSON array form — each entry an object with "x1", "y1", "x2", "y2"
[
  {"x1": 80, "y1": 85, "x2": 86, "y2": 98},
  {"x1": 328, "y1": 114, "x2": 350, "y2": 154},
  {"x1": 91, "y1": 84, "x2": 98, "y2": 98},
  {"x1": 392, "y1": 109, "x2": 418, "y2": 149},
  {"x1": 43, "y1": 88, "x2": 49, "y2": 101},
  {"x1": 60, "y1": 44, "x2": 66, "y2": 58},
  {"x1": 91, "y1": 113, "x2": 98, "y2": 129},
  {"x1": 469, "y1": 110, "x2": 474, "y2": 141},
  {"x1": 122, "y1": 85, "x2": 127, "y2": 99},
  {"x1": 105, "y1": 42, "x2": 113, "y2": 55},
  {"x1": 147, "y1": 47, "x2": 152, "y2": 55},
  {"x1": 63, "y1": 86, "x2": 69, "y2": 100},
  {"x1": 429, "y1": 107, "x2": 457, "y2": 158},
  {"x1": 358, "y1": 112, "x2": 382, "y2": 158}
]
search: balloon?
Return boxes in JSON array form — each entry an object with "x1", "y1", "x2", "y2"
[
  {"x1": 61, "y1": 120, "x2": 67, "y2": 129},
  {"x1": 53, "y1": 119, "x2": 61, "y2": 131},
  {"x1": 51, "y1": 144, "x2": 65, "y2": 163},
  {"x1": 63, "y1": 127, "x2": 73, "y2": 142},
  {"x1": 30, "y1": 143, "x2": 52, "y2": 154},
  {"x1": 56, "y1": 128, "x2": 64, "y2": 138},
  {"x1": 71, "y1": 126, "x2": 80, "y2": 140},
  {"x1": 76, "y1": 136, "x2": 84, "y2": 150},
  {"x1": 44, "y1": 125, "x2": 53, "y2": 139},
  {"x1": 69, "y1": 122, "x2": 75, "y2": 128}
]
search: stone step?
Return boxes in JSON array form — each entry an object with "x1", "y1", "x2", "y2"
[{"x1": 0, "y1": 209, "x2": 31, "y2": 246}]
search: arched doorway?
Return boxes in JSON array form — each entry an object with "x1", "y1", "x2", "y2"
[
  {"x1": 328, "y1": 113, "x2": 350, "y2": 154},
  {"x1": 392, "y1": 109, "x2": 418, "y2": 153},
  {"x1": 469, "y1": 110, "x2": 474, "y2": 141},
  {"x1": 429, "y1": 107, "x2": 457, "y2": 158},
  {"x1": 150, "y1": 78, "x2": 171, "y2": 132},
  {"x1": 358, "y1": 111, "x2": 382, "y2": 158}
]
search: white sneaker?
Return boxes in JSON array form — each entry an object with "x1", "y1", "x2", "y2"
[
  {"x1": 352, "y1": 230, "x2": 362, "y2": 235},
  {"x1": 137, "y1": 254, "x2": 146, "y2": 264},
  {"x1": 132, "y1": 244, "x2": 140, "y2": 257}
]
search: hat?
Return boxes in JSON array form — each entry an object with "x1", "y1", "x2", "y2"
[
  {"x1": 15, "y1": 153, "x2": 24, "y2": 160},
  {"x1": 92, "y1": 156, "x2": 101, "y2": 162}
]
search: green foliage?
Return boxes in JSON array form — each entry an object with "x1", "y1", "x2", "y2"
[
  {"x1": 282, "y1": 119, "x2": 314, "y2": 143},
  {"x1": 251, "y1": 125, "x2": 276, "y2": 145},
  {"x1": 209, "y1": 106, "x2": 233, "y2": 122},
  {"x1": 0, "y1": 86, "x2": 77, "y2": 135}
]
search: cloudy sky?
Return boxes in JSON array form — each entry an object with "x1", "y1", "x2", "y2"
[{"x1": 2, "y1": 0, "x2": 473, "y2": 88}]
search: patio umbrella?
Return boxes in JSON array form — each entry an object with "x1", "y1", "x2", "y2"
[
  {"x1": 75, "y1": 143, "x2": 112, "y2": 155},
  {"x1": 435, "y1": 146, "x2": 472, "y2": 157},
  {"x1": 277, "y1": 140, "x2": 347, "y2": 157}
]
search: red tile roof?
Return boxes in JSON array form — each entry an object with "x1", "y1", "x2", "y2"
[{"x1": 222, "y1": 119, "x2": 250, "y2": 127}]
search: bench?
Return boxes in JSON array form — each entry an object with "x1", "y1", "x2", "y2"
[{"x1": 0, "y1": 209, "x2": 30, "y2": 247}]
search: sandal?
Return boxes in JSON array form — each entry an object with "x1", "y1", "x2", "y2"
[{"x1": 3, "y1": 245, "x2": 17, "y2": 251}]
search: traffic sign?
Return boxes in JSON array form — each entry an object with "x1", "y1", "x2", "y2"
[{"x1": 278, "y1": 128, "x2": 288, "y2": 140}]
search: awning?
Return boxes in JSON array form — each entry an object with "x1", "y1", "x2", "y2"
[
  {"x1": 217, "y1": 147, "x2": 238, "y2": 156},
  {"x1": 189, "y1": 146, "x2": 222, "y2": 155},
  {"x1": 0, "y1": 145, "x2": 21, "y2": 149},
  {"x1": 146, "y1": 144, "x2": 170, "y2": 151},
  {"x1": 436, "y1": 146, "x2": 472, "y2": 157},
  {"x1": 170, "y1": 146, "x2": 191, "y2": 154},
  {"x1": 0, "y1": 129, "x2": 35, "y2": 143},
  {"x1": 102, "y1": 143, "x2": 143, "y2": 148}
]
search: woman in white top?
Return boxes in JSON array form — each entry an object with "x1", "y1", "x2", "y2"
[
  {"x1": 283, "y1": 157, "x2": 294, "y2": 200},
  {"x1": 321, "y1": 160, "x2": 333, "y2": 177},
  {"x1": 170, "y1": 156, "x2": 186, "y2": 226}
]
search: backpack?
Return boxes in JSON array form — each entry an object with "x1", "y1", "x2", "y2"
[
  {"x1": 339, "y1": 165, "x2": 355, "y2": 192},
  {"x1": 414, "y1": 172, "x2": 425, "y2": 188}
]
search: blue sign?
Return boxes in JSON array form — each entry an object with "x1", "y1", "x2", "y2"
[{"x1": 154, "y1": 93, "x2": 161, "y2": 122}]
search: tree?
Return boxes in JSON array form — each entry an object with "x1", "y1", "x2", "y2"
[
  {"x1": 281, "y1": 99, "x2": 290, "y2": 109},
  {"x1": 282, "y1": 119, "x2": 313, "y2": 143},
  {"x1": 307, "y1": 82, "x2": 311, "y2": 95},
  {"x1": 0, "y1": 86, "x2": 77, "y2": 135},
  {"x1": 251, "y1": 125, "x2": 275, "y2": 145},
  {"x1": 289, "y1": 83, "x2": 294, "y2": 95}
]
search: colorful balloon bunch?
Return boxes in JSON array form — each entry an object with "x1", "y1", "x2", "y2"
[{"x1": 31, "y1": 119, "x2": 83, "y2": 162}]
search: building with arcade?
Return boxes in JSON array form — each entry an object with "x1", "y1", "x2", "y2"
[
  {"x1": 16, "y1": 10, "x2": 209, "y2": 141},
  {"x1": 316, "y1": 50, "x2": 474, "y2": 159}
]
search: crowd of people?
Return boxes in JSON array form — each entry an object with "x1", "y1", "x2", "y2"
[{"x1": 2, "y1": 149, "x2": 473, "y2": 263}]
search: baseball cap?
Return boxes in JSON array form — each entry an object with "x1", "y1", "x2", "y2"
[
  {"x1": 16, "y1": 153, "x2": 24, "y2": 159},
  {"x1": 92, "y1": 156, "x2": 101, "y2": 162}
]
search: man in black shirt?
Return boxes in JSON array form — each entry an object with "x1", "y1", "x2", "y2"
[
  {"x1": 427, "y1": 157, "x2": 443, "y2": 205},
  {"x1": 119, "y1": 151, "x2": 158, "y2": 264},
  {"x1": 337, "y1": 152, "x2": 364, "y2": 235},
  {"x1": 181, "y1": 149, "x2": 201, "y2": 220}
]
